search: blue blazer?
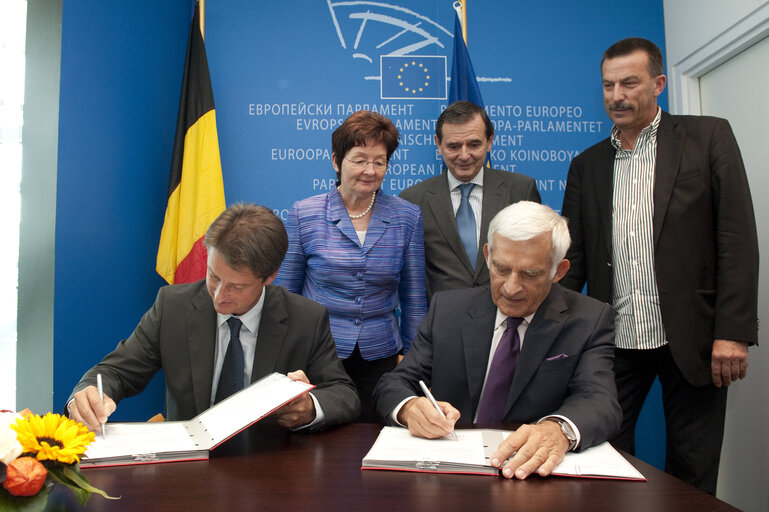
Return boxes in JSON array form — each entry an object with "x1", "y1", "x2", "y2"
[{"x1": 275, "y1": 187, "x2": 428, "y2": 360}]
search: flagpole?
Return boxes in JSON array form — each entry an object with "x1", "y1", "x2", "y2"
[
  {"x1": 453, "y1": 1, "x2": 467, "y2": 44},
  {"x1": 199, "y1": 0, "x2": 206, "y2": 40}
]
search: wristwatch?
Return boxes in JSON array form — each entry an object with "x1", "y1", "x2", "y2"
[{"x1": 539, "y1": 417, "x2": 577, "y2": 451}]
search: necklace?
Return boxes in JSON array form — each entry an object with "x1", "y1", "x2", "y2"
[{"x1": 348, "y1": 191, "x2": 376, "y2": 219}]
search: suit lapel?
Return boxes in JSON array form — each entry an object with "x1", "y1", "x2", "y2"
[
  {"x1": 653, "y1": 112, "x2": 684, "y2": 245},
  {"x1": 592, "y1": 141, "x2": 616, "y2": 256},
  {"x1": 461, "y1": 291, "x2": 497, "y2": 415},
  {"x1": 425, "y1": 173, "x2": 473, "y2": 272},
  {"x1": 362, "y1": 193, "x2": 390, "y2": 254},
  {"x1": 188, "y1": 284, "x2": 218, "y2": 414},
  {"x1": 251, "y1": 286, "x2": 287, "y2": 381},
  {"x1": 504, "y1": 286, "x2": 566, "y2": 416},
  {"x1": 477, "y1": 170, "x2": 504, "y2": 277},
  {"x1": 327, "y1": 187, "x2": 362, "y2": 247}
]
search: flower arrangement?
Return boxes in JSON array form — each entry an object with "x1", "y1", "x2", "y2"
[{"x1": 1, "y1": 409, "x2": 116, "y2": 511}]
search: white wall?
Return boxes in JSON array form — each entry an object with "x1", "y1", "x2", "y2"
[
  {"x1": 17, "y1": 0, "x2": 62, "y2": 413},
  {"x1": 664, "y1": 2, "x2": 769, "y2": 510},
  {"x1": 699, "y1": 40, "x2": 769, "y2": 510},
  {"x1": 665, "y1": 0, "x2": 766, "y2": 61},
  {"x1": 664, "y1": 0, "x2": 769, "y2": 114}
]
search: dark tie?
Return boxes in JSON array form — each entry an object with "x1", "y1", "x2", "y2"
[
  {"x1": 456, "y1": 183, "x2": 477, "y2": 269},
  {"x1": 476, "y1": 317, "x2": 523, "y2": 424},
  {"x1": 214, "y1": 317, "x2": 245, "y2": 403}
]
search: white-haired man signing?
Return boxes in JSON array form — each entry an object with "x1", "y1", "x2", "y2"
[{"x1": 374, "y1": 201, "x2": 621, "y2": 479}]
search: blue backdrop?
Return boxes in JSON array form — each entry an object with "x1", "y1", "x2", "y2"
[
  {"x1": 204, "y1": 0, "x2": 666, "y2": 213},
  {"x1": 52, "y1": 0, "x2": 666, "y2": 468}
]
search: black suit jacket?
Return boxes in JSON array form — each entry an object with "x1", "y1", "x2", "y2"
[
  {"x1": 373, "y1": 284, "x2": 621, "y2": 450},
  {"x1": 70, "y1": 281, "x2": 360, "y2": 428},
  {"x1": 400, "y1": 168, "x2": 540, "y2": 299},
  {"x1": 561, "y1": 112, "x2": 759, "y2": 386}
]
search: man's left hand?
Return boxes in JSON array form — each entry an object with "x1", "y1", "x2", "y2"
[
  {"x1": 711, "y1": 339, "x2": 749, "y2": 387},
  {"x1": 274, "y1": 370, "x2": 316, "y2": 428},
  {"x1": 489, "y1": 421, "x2": 568, "y2": 479}
]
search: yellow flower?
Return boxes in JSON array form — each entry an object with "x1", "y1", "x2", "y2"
[{"x1": 11, "y1": 413, "x2": 95, "y2": 465}]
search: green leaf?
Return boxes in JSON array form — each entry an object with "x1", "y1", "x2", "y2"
[
  {"x1": 60, "y1": 465, "x2": 119, "y2": 501},
  {"x1": 46, "y1": 468, "x2": 90, "y2": 505},
  {"x1": 0, "y1": 486, "x2": 49, "y2": 512}
]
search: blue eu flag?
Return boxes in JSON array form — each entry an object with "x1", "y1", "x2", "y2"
[
  {"x1": 448, "y1": 13, "x2": 490, "y2": 166},
  {"x1": 448, "y1": 14, "x2": 484, "y2": 106},
  {"x1": 380, "y1": 55, "x2": 447, "y2": 100}
]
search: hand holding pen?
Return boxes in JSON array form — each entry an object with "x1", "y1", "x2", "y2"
[
  {"x1": 69, "y1": 375, "x2": 116, "y2": 433},
  {"x1": 418, "y1": 381, "x2": 458, "y2": 441},
  {"x1": 397, "y1": 380, "x2": 461, "y2": 440}
]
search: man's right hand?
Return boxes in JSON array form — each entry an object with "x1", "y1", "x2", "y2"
[
  {"x1": 397, "y1": 397, "x2": 460, "y2": 439},
  {"x1": 69, "y1": 385, "x2": 116, "y2": 432}
]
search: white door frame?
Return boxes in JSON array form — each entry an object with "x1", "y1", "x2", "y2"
[{"x1": 668, "y1": 3, "x2": 769, "y2": 115}]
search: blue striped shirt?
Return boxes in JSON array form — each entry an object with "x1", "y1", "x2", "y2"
[{"x1": 274, "y1": 187, "x2": 428, "y2": 360}]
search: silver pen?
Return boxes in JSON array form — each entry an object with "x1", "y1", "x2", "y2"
[
  {"x1": 418, "y1": 380, "x2": 458, "y2": 441},
  {"x1": 96, "y1": 373, "x2": 107, "y2": 438}
]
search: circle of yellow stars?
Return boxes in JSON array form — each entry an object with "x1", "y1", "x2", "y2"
[{"x1": 397, "y1": 61, "x2": 431, "y2": 94}]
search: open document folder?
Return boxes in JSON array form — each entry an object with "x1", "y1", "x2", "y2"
[
  {"x1": 361, "y1": 426, "x2": 645, "y2": 480},
  {"x1": 80, "y1": 372, "x2": 314, "y2": 468}
]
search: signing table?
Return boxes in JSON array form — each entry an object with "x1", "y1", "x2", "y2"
[{"x1": 62, "y1": 422, "x2": 737, "y2": 511}]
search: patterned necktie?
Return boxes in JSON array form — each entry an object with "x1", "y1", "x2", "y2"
[
  {"x1": 214, "y1": 317, "x2": 245, "y2": 403},
  {"x1": 456, "y1": 183, "x2": 477, "y2": 269},
  {"x1": 476, "y1": 317, "x2": 524, "y2": 424}
]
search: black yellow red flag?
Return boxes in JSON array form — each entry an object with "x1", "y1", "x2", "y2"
[{"x1": 157, "y1": 5, "x2": 225, "y2": 284}]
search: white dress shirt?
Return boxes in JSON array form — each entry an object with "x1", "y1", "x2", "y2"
[{"x1": 212, "y1": 289, "x2": 324, "y2": 429}]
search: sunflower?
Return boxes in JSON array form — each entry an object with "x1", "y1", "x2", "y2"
[{"x1": 11, "y1": 413, "x2": 95, "y2": 465}]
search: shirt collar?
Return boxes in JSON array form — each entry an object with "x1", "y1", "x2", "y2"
[
  {"x1": 494, "y1": 308, "x2": 535, "y2": 330},
  {"x1": 216, "y1": 286, "x2": 266, "y2": 335},
  {"x1": 610, "y1": 107, "x2": 662, "y2": 151},
  {"x1": 447, "y1": 166, "x2": 484, "y2": 191}
]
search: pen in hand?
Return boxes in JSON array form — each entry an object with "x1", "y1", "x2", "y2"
[
  {"x1": 418, "y1": 380, "x2": 458, "y2": 441},
  {"x1": 96, "y1": 373, "x2": 107, "y2": 438}
]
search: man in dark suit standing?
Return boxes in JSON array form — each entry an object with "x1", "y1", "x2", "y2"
[
  {"x1": 400, "y1": 101, "x2": 540, "y2": 300},
  {"x1": 560, "y1": 38, "x2": 758, "y2": 494},
  {"x1": 68, "y1": 203, "x2": 359, "y2": 432},
  {"x1": 374, "y1": 201, "x2": 620, "y2": 480}
]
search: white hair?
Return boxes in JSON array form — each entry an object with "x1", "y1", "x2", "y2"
[{"x1": 486, "y1": 201, "x2": 571, "y2": 277}]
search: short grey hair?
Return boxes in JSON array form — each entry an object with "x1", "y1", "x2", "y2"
[{"x1": 487, "y1": 201, "x2": 570, "y2": 277}]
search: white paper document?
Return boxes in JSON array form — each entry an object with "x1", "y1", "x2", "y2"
[
  {"x1": 362, "y1": 426, "x2": 645, "y2": 480},
  {"x1": 84, "y1": 422, "x2": 198, "y2": 462},
  {"x1": 81, "y1": 372, "x2": 314, "y2": 467},
  {"x1": 552, "y1": 441, "x2": 645, "y2": 480}
]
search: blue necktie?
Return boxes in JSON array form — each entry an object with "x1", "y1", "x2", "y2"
[
  {"x1": 476, "y1": 317, "x2": 523, "y2": 424},
  {"x1": 456, "y1": 183, "x2": 477, "y2": 269},
  {"x1": 215, "y1": 317, "x2": 245, "y2": 403}
]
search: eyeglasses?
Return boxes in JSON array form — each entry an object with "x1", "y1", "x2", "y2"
[{"x1": 344, "y1": 157, "x2": 388, "y2": 171}]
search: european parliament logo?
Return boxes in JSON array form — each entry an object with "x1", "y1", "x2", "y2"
[{"x1": 380, "y1": 56, "x2": 447, "y2": 100}]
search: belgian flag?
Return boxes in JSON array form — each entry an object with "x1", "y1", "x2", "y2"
[{"x1": 157, "y1": 5, "x2": 225, "y2": 284}]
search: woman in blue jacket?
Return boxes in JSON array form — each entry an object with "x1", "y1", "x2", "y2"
[{"x1": 275, "y1": 111, "x2": 428, "y2": 422}]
